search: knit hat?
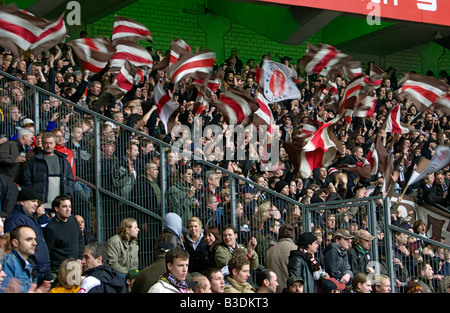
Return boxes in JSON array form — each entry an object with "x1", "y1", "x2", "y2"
[
  {"x1": 279, "y1": 223, "x2": 295, "y2": 240},
  {"x1": 297, "y1": 232, "x2": 317, "y2": 247},
  {"x1": 275, "y1": 180, "x2": 288, "y2": 193},
  {"x1": 17, "y1": 186, "x2": 43, "y2": 202}
]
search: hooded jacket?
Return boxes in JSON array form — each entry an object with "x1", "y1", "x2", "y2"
[{"x1": 78, "y1": 264, "x2": 127, "y2": 293}]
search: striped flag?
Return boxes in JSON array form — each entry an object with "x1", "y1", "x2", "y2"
[
  {"x1": 169, "y1": 50, "x2": 216, "y2": 86},
  {"x1": 68, "y1": 37, "x2": 116, "y2": 75},
  {"x1": 397, "y1": 72, "x2": 448, "y2": 112},
  {"x1": 154, "y1": 83, "x2": 179, "y2": 133},
  {"x1": 336, "y1": 160, "x2": 372, "y2": 180},
  {"x1": 385, "y1": 105, "x2": 413, "y2": 134},
  {"x1": 0, "y1": 4, "x2": 67, "y2": 57},
  {"x1": 192, "y1": 70, "x2": 224, "y2": 97},
  {"x1": 354, "y1": 94, "x2": 377, "y2": 118},
  {"x1": 342, "y1": 61, "x2": 363, "y2": 80},
  {"x1": 153, "y1": 38, "x2": 192, "y2": 71},
  {"x1": 338, "y1": 74, "x2": 365, "y2": 113},
  {"x1": 214, "y1": 88, "x2": 259, "y2": 125},
  {"x1": 299, "y1": 43, "x2": 352, "y2": 77},
  {"x1": 106, "y1": 59, "x2": 138, "y2": 99},
  {"x1": 366, "y1": 133, "x2": 388, "y2": 177},
  {"x1": 287, "y1": 114, "x2": 344, "y2": 178},
  {"x1": 253, "y1": 93, "x2": 275, "y2": 137},
  {"x1": 431, "y1": 94, "x2": 450, "y2": 115},
  {"x1": 110, "y1": 40, "x2": 153, "y2": 71},
  {"x1": 111, "y1": 16, "x2": 152, "y2": 44}
]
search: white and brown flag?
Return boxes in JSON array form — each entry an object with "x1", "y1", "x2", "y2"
[
  {"x1": 106, "y1": 59, "x2": 138, "y2": 100},
  {"x1": 213, "y1": 88, "x2": 259, "y2": 126},
  {"x1": 111, "y1": 16, "x2": 153, "y2": 44},
  {"x1": 0, "y1": 4, "x2": 67, "y2": 57},
  {"x1": 396, "y1": 72, "x2": 449, "y2": 113},
  {"x1": 68, "y1": 37, "x2": 116, "y2": 75},
  {"x1": 299, "y1": 43, "x2": 352, "y2": 78}
]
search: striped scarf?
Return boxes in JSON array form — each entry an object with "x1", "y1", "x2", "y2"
[{"x1": 163, "y1": 273, "x2": 189, "y2": 293}]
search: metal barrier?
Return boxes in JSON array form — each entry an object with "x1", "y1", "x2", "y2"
[{"x1": 1, "y1": 69, "x2": 449, "y2": 293}]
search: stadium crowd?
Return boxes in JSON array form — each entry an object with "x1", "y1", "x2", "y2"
[{"x1": 0, "y1": 30, "x2": 449, "y2": 294}]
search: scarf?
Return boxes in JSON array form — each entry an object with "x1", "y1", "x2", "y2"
[
  {"x1": 163, "y1": 273, "x2": 189, "y2": 293},
  {"x1": 301, "y1": 248, "x2": 326, "y2": 280}
]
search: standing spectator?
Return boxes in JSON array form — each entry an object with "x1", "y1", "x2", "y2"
[
  {"x1": 348, "y1": 229, "x2": 376, "y2": 275},
  {"x1": 264, "y1": 223, "x2": 297, "y2": 293},
  {"x1": 4, "y1": 187, "x2": 51, "y2": 282},
  {"x1": 43, "y1": 195, "x2": 84, "y2": 275},
  {"x1": 184, "y1": 216, "x2": 209, "y2": 274},
  {"x1": 0, "y1": 127, "x2": 34, "y2": 184},
  {"x1": 106, "y1": 218, "x2": 140, "y2": 277},
  {"x1": 256, "y1": 269, "x2": 278, "y2": 293},
  {"x1": 131, "y1": 161, "x2": 161, "y2": 214},
  {"x1": 0, "y1": 174, "x2": 19, "y2": 215},
  {"x1": 168, "y1": 165, "x2": 196, "y2": 226},
  {"x1": 322, "y1": 228, "x2": 354, "y2": 286},
  {"x1": 78, "y1": 242, "x2": 127, "y2": 293},
  {"x1": 22, "y1": 132, "x2": 74, "y2": 210},
  {"x1": 215, "y1": 224, "x2": 259, "y2": 271},
  {"x1": 287, "y1": 232, "x2": 325, "y2": 293},
  {"x1": 148, "y1": 246, "x2": 190, "y2": 293},
  {"x1": 113, "y1": 142, "x2": 139, "y2": 200},
  {"x1": 131, "y1": 241, "x2": 175, "y2": 293},
  {"x1": 224, "y1": 252, "x2": 255, "y2": 293}
]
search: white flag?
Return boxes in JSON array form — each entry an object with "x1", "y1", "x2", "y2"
[
  {"x1": 407, "y1": 146, "x2": 450, "y2": 186},
  {"x1": 261, "y1": 60, "x2": 301, "y2": 103}
]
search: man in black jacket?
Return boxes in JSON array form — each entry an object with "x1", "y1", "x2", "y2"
[
  {"x1": 43, "y1": 195, "x2": 84, "y2": 275},
  {"x1": 287, "y1": 232, "x2": 325, "y2": 293},
  {"x1": 78, "y1": 242, "x2": 127, "y2": 293},
  {"x1": 22, "y1": 132, "x2": 74, "y2": 210}
]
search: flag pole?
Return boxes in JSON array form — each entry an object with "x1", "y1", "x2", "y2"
[{"x1": 396, "y1": 184, "x2": 409, "y2": 203}]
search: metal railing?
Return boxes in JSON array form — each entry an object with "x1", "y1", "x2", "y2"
[{"x1": 1, "y1": 69, "x2": 449, "y2": 292}]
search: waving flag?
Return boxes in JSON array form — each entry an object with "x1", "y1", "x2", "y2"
[
  {"x1": 110, "y1": 40, "x2": 153, "y2": 71},
  {"x1": 169, "y1": 50, "x2": 216, "y2": 86},
  {"x1": 253, "y1": 93, "x2": 275, "y2": 137},
  {"x1": 154, "y1": 83, "x2": 179, "y2": 133},
  {"x1": 431, "y1": 94, "x2": 450, "y2": 115},
  {"x1": 338, "y1": 74, "x2": 365, "y2": 113},
  {"x1": 68, "y1": 37, "x2": 116, "y2": 75},
  {"x1": 342, "y1": 61, "x2": 363, "y2": 80},
  {"x1": 111, "y1": 16, "x2": 152, "y2": 44},
  {"x1": 0, "y1": 4, "x2": 67, "y2": 57},
  {"x1": 299, "y1": 43, "x2": 352, "y2": 77},
  {"x1": 192, "y1": 70, "x2": 224, "y2": 97},
  {"x1": 261, "y1": 60, "x2": 301, "y2": 103},
  {"x1": 407, "y1": 146, "x2": 450, "y2": 187},
  {"x1": 366, "y1": 133, "x2": 388, "y2": 177},
  {"x1": 153, "y1": 38, "x2": 192, "y2": 71},
  {"x1": 397, "y1": 72, "x2": 448, "y2": 112},
  {"x1": 106, "y1": 59, "x2": 138, "y2": 99},
  {"x1": 385, "y1": 105, "x2": 412, "y2": 134},
  {"x1": 214, "y1": 88, "x2": 259, "y2": 125},
  {"x1": 285, "y1": 115, "x2": 344, "y2": 178}
]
